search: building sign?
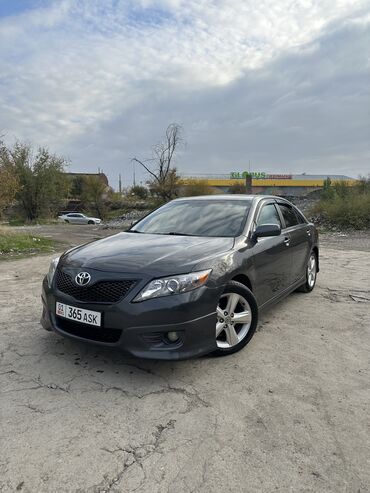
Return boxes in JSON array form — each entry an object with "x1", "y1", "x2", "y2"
[{"x1": 230, "y1": 171, "x2": 292, "y2": 180}]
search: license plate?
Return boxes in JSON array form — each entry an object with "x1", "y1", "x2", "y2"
[{"x1": 56, "y1": 302, "x2": 101, "y2": 327}]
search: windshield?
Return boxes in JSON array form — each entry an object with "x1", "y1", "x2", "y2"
[{"x1": 131, "y1": 199, "x2": 252, "y2": 237}]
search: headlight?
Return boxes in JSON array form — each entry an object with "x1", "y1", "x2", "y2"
[
  {"x1": 47, "y1": 256, "x2": 60, "y2": 288},
  {"x1": 133, "y1": 269, "x2": 212, "y2": 302}
]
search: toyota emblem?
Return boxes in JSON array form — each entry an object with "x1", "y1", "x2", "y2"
[{"x1": 75, "y1": 272, "x2": 91, "y2": 286}]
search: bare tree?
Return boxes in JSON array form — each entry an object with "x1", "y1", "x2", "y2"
[{"x1": 132, "y1": 123, "x2": 183, "y2": 201}]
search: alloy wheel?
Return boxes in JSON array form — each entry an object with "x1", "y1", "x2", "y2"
[
  {"x1": 307, "y1": 253, "x2": 317, "y2": 288},
  {"x1": 216, "y1": 292, "x2": 252, "y2": 349}
]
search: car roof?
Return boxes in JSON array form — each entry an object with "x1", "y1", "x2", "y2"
[{"x1": 173, "y1": 194, "x2": 286, "y2": 203}]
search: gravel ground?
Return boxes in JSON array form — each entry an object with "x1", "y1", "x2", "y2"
[
  {"x1": 319, "y1": 230, "x2": 370, "y2": 252},
  {"x1": 0, "y1": 227, "x2": 369, "y2": 492}
]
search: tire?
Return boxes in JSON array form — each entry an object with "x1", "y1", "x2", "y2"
[
  {"x1": 297, "y1": 251, "x2": 317, "y2": 293},
  {"x1": 212, "y1": 281, "x2": 258, "y2": 357},
  {"x1": 64, "y1": 219, "x2": 69, "y2": 223},
  {"x1": 88, "y1": 220, "x2": 95, "y2": 225}
]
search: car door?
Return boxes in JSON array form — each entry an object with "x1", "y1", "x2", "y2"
[
  {"x1": 66, "y1": 214, "x2": 75, "y2": 224},
  {"x1": 73, "y1": 214, "x2": 84, "y2": 224},
  {"x1": 68, "y1": 214, "x2": 80, "y2": 224},
  {"x1": 250, "y1": 201, "x2": 292, "y2": 307},
  {"x1": 276, "y1": 202, "x2": 311, "y2": 285},
  {"x1": 77, "y1": 214, "x2": 87, "y2": 224}
]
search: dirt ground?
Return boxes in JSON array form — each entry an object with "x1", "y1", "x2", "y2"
[{"x1": 0, "y1": 226, "x2": 369, "y2": 492}]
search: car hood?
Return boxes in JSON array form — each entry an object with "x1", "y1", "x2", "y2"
[{"x1": 60, "y1": 232, "x2": 234, "y2": 276}]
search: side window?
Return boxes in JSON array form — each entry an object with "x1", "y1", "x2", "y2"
[
  {"x1": 294, "y1": 208, "x2": 307, "y2": 224},
  {"x1": 278, "y1": 204, "x2": 299, "y2": 228},
  {"x1": 256, "y1": 204, "x2": 282, "y2": 227}
]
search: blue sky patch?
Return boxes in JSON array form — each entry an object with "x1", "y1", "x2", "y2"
[{"x1": 0, "y1": 0, "x2": 41, "y2": 18}]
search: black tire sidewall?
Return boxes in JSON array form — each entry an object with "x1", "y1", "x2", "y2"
[{"x1": 212, "y1": 280, "x2": 258, "y2": 357}]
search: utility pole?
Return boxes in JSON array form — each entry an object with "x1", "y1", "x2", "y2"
[
  {"x1": 133, "y1": 161, "x2": 136, "y2": 186},
  {"x1": 118, "y1": 174, "x2": 122, "y2": 194}
]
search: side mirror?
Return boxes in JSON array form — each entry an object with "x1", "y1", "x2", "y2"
[{"x1": 254, "y1": 224, "x2": 281, "y2": 238}]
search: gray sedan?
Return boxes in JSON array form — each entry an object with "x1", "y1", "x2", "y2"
[
  {"x1": 58, "y1": 213, "x2": 101, "y2": 225},
  {"x1": 43, "y1": 195, "x2": 319, "y2": 360}
]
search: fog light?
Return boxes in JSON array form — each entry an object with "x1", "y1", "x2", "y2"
[{"x1": 167, "y1": 331, "x2": 179, "y2": 342}]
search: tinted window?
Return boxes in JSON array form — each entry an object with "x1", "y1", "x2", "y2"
[
  {"x1": 278, "y1": 204, "x2": 299, "y2": 228},
  {"x1": 256, "y1": 204, "x2": 282, "y2": 227},
  {"x1": 294, "y1": 208, "x2": 307, "y2": 224},
  {"x1": 132, "y1": 200, "x2": 252, "y2": 237}
]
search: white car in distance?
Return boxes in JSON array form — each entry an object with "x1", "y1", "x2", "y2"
[{"x1": 58, "y1": 213, "x2": 102, "y2": 225}]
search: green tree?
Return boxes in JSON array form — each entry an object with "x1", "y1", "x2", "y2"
[
  {"x1": 132, "y1": 123, "x2": 183, "y2": 202},
  {"x1": 81, "y1": 175, "x2": 107, "y2": 218},
  {"x1": 0, "y1": 141, "x2": 69, "y2": 221},
  {"x1": 0, "y1": 163, "x2": 19, "y2": 217},
  {"x1": 129, "y1": 185, "x2": 148, "y2": 199},
  {"x1": 69, "y1": 175, "x2": 85, "y2": 198}
]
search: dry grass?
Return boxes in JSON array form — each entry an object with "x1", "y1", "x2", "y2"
[{"x1": 0, "y1": 226, "x2": 55, "y2": 257}]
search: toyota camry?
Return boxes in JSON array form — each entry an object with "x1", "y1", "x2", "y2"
[{"x1": 41, "y1": 195, "x2": 319, "y2": 359}]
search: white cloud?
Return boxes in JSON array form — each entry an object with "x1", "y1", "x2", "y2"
[{"x1": 0, "y1": 0, "x2": 369, "y2": 184}]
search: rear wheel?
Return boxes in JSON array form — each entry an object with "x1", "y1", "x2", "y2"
[
  {"x1": 297, "y1": 251, "x2": 317, "y2": 292},
  {"x1": 212, "y1": 281, "x2": 258, "y2": 356}
]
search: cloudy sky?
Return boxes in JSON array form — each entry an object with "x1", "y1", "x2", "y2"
[{"x1": 0, "y1": 0, "x2": 369, "y2": 187}]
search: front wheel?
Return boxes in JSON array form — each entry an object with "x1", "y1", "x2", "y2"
[
  {"x1": 88, "y1": 220, "x2": 95, "y2": 225},
  {"x1": 297, "y1": 251, "x2": 317, "y2": 293},
  {"x1": 212, "y1": 281, "x2": 258, "y2": 356}
]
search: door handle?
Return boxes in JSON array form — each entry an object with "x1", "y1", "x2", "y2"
[
  {"x1": 306, "y1": 229, "x2": 311, "y2": 236},
  {"x1": 284, "y1": 236, "x2": 290, "y2": 247}
]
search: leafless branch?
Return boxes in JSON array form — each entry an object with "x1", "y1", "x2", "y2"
[{"x1": 131, "y1": 123, "x2": 184, "y2": 200}]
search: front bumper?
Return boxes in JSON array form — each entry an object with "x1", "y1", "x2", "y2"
[{"x1": 41, "y1": 277, "x2": 220, "y2": 360}]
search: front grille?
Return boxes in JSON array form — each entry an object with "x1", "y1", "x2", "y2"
[
  {"x1": 55, "y1": 269, "x2": 136, "y2": 303},
  {"x1": 56, "y1": 317, "x2": 121, "y2": 343}
]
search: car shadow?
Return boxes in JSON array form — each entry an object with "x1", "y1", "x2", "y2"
[{"x1": 37, "y1": 289, "x2": 310, "y2": 391}]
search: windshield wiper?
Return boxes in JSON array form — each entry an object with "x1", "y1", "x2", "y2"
[{"x1": 127, "y1": 231, "x2": 196, "y2": 236}]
